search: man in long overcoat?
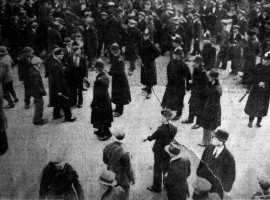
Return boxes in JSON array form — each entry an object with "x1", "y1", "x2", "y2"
[
  {"x1": 109, "y1": 43, "x2": 131, "y2": 117},
  {"x1": 182, "y1": 56, "x2": 209, "y2": 129},
  {"x1": 201, "y1": 32, "x2": 216, "y2": 71},
  {"x1": 200, "y1": 69, "x2": 222, "y2": 146},
  {"x1": 143, "y1": 109, "x2": 177, "y2": 193},
  {"x1": 91, "y1": 60, "x2": 113, "y2": 141},
  {"x1": 139, "y1": 28, "x2": 160, "y2": 99},
  {"x1": 84, "y1": 17, "x2": 97, "y2": 68},
  {"x1": 245, "y1": 53, "x2": 270, "y2": 128},
  {"x1": 162, "y1": 47, "x2": 191, "y2": 121},
  {"x1": 103, "y1": 132, "x2": 135, "y2": 198},
  {"x1": 197, "y1": 129, "x2": 236, "y2": 199}
]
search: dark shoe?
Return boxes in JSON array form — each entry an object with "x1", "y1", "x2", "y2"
[
  {"x1": 24, "y1": 105, "x2": 30, "y2": 109},
  {"x1": 99, "y1": 134, "x2": 112, "y2": 141},
  {"x1": 198, "y1": 143, "x2": 207, "y2": 147},
  {"x1": 77, "y1": 104, "x2": 82, "y2": 108},
  {"x1": 172, "y1": 115, "x2": 181, "y2": 121},
  {"x1": 182, "y1": 119, "x2": 193, "y2": 124},
  {"x1": 146, "y1": 94, "x2": 151, "y2": 99},
  {"x1": 14, "y1": 98, "x2": 19, "y2": 103},
  {"x1": 53, "y1": 115, "x2": 64, "y2": 120},
  {"x1": 256, "y1": 123, "x2": 261, "y2": 128},
  {"x1": 147, "y1": 186, "x2": 162, "y2": 193},
  {"x1": 248, "y1": 122, "x2": 253, "y2": 128},
  {"x1": 34, "y1": 119, "x2": 48, "y2": 125},
  {"x1": 113, "y1": 112, "x2": 122, "y2": 117},
  {"x1": 191, "y1": 124, "x2": 201, "y2": 129},
  {"x1": 4, "y1": 104, "x2": 14, "y2": 109},
  {"x1": 141, "y1": 86, "x2": 147, "y2": 91},
  {"x1": 64, "y1": 117, "x2": 77, "y2": 122}
]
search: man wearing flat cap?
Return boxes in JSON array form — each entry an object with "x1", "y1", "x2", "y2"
[
  {"x1": 143, "y1": 109, "x2": 177, "y2": 193},
  {"x1": 197, "y1": 129, "x2": 236, "y2": 199},
  {"x1": 163, "y1": 142, "x2": 191, "y2": 200},
  {"x1": 29, "y1": 57, "x2": 47, "y2": 125}
]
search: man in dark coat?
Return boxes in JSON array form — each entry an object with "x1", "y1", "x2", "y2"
[
  {"x1": 109, "y1": 43, "x2": 131, "y2": 117},
  {"x1": 164, "y1": 142, "x2": 191, "y2": 200},
  {"x1": 29, "y1": 56, "x2": 47, "y2": 125},
  {"x1": 103, "y1": 132, "x2": 135, "y2": 197},
  {"x1": 96, "y1": 11, "x2": 109, "y2": 58},
  {"x1": 139, "y1": 28, "x2": 160, "y2": 99},
  {"x1": 39, "y1": 158, "x2": 85, "y2": 200},
  {"x1": 245, "y1": 52, "x2": 270, "y2": 128},
  {"x1": 201, "y1": 32, "x2": 216, "y2": 71},
  {"x1": 143, "y1": 109, "x2": 177, "y2": 193},
  {"x1": 200, "y1": 69, "x2": 222, "y2": 147},
  {"x1": 91, "y1": 60, "x2": 113, "y2": 141},
  {"x1": 50, "y1": 48, "x2": 76, "y2": 122},
  {"x1": 125, "y1": 19, "x2": 142, "y2": 76},
  {"x1": 47, "y1": 22, "x2": 63, "y2": 53},
  {"x1": 162, "y1": 47, "x2": 191, "y2": 121},
  {"x1": 18, "y1": 47, "x2": 35, "y2": 109},
  {"x1": 65, "y1": 46, "x2": 88, "y2": 108},
  {"x1": 182, "y1": 56, "x2": 209, "y2": 129},
  {"x1": 191, "y1": 13, "x2": 202, "y2": 56},
  {"x1": 197, "y1": 129, "x2": 236, "y2": 199}
]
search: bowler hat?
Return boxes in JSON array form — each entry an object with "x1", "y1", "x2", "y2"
[
  {"x1": 207, "y1": 69, "x2": 219, "y2": 79},
  {"x1": 22, "y1": 47, "x2": 34, "y2": 54},
  {"x1": 214, "y1": 129, "x2": 229, "y2": 142},
  {"x1": 99, "y1": 170, "x2": 117, "y2": 186},
  {"x1": 166, "y1": 10, "x2": 174, "y2": 16},
  {"x1": 193, "y1": 177, "x2": 212, "y2": 194},
  {"x1": 55, "y1": 17, "x2": 65, "y2": 25},
  {"x1": 110, "y1": 43, "x2": 120, "y2": 52},
  {"x1": 161, "y1": 109, "x2": 173, "y2": 119},
  {"x1": 31, "y1": 56, "x2": 43, "y2": 65},
  {"x1": 193, "y1": 55, "x2": 203, "y2": 63},
  {"x1": 165, "y1": 142, "x2": 181, "y2": 157},
  {"x1": 0, "y1": 46, "x2": 8, "y2": 55}
]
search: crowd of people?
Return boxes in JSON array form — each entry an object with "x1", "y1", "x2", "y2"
[{"x1": 0, "y1": 0, "x2": 270, "y2": 199}]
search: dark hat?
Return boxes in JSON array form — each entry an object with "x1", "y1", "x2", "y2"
[
  {"x1": 31, "y1": 56, "x2": 42, "y2": 65},
  {"x1": 143, "y1": 28, "x2": 150, "y2": 36},
  {"x1": 147, "y1": 15, "x2": 154, "y2": 21},
  {"x1": 207, "y1": 68, "x2": 219, "y2": 79},
  {"x1": 232, "y1": 25, "x2": 240, "y2": 29},
  {"x1": 193, "y1": 55, "x2": 203, "y2": 63},
  {"x1": 165, "y1": 142, "x2": 181, "y2": 157},
  {"x1": 53, "y1": 48, "x2": 63, "y2": 55},
  {"x1": 138, "y1": 11, "x2": 146, "y2": 17},
  {"x1": 64, "y1": 37, "x2": 72, "y2": 44},
  {"x1": 173, "y1": 47, "x2": 183, "y2": 55},
  {"x1": 22, "y1": 47, "x2": 34, "y2": 54},
  {"x1": 115, "y1": 7, "x2": 124, "y2": 14},
  {"x1": 172, "y1": 34, "x2": 183, "y2": 45},
  {"x1": 95, "y1": 60, "x2": 104, "y2": 70},
  {"x1": 161, "y1": 109, "x2": 173, "y2": 119},
  {"x1": 214, "y1": 129, "x2": 229, "y2": 142},
  {"x1": 203, "y1": 31, "x2": 211, "y2": 40},
  {"x1": 193, "y1": 177, "x2": 212, "y2": 194},
  {"x1": 72, "y1": 46, "x2": 81, "y2": 52},
  {"x1": 114, "y1": 131, "x2": 125, "y2": 140},
  {"x1": 0, "y1": 46, "x2": 8, "y2": 55},
  {"x1": 110, "y1": 43, "x2": 120, "y2": 52},
  {"x1": 74, "y1": 32, "x2": 82, "y2": 38},
  {"x1": 247, "y1": 28, "x2": 258, "y2": 36}
]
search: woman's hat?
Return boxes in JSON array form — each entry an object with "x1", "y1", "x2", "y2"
[
  {"x1": 207, "y1": 69, "x2": 219, "y2": 79},
  {"x1": 99, "y1": 170, "x2": 117, "y2": 186}
]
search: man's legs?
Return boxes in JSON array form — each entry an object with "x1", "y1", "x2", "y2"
[
  {"x1": 33, "y1": 97, "x2": 45, "y2": 124},
  {"x1": 3, "y1": 82, "x2": 14, "y2": 107},
  {"x1": 78, "y1": 87, "x2": 83, "y2": 106},
  {"x1": 53, "y1": 106, "x2": 61, "y2": 119},
  {"x1": 152, "y1": 154, "x2": 163, "y2": 191}
]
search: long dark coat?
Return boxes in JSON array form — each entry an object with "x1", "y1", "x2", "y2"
[
  {"x1": 202, "y1": 43, "x2": 216, "y2": 71},
  {"x1": 164, "y1": 157, "x2": 191, "y2": 199},
  {"x1": 91, "y1": 71, "x2": 113, "y2": 129},
  {"x1": 106, "y1": 15, "x2": 125, "y2": 46},
  {"x1": 39, "y1": 162, "x2": 85, "y2": 200},
  {"x1": 109, "y1": 56, "x2": 131, "y2": 105},
  {"x1": 244, "y1": 63, "x2": 270, "y2": 117},
  {"x1": 162, "y1": 59, "x2": 191, "y2": 111},
  {"x1": 201, "y1": 81, "x2": 222, "y2": 130},
  {"x1": 84, "y1": 25, "x2": 98, "y2": 59},
  {"x1": 139, "y1": 39, "x2": 160, "y2": 86},
  {"x1": 189, "y1": 66, "x2": 209, "y2": 119},
  {"x1": 28, "y1": 67, "x2": 46, "y2": 98},
  {"x1": 50, "y1": 59, "x2": 71, "y2": 107},
  {"x1": 124, "y1": 26, "x2": 142, "y2": 60},
  {"x1": 197, "y1": 145, "x2": 236, "y2": 199}
]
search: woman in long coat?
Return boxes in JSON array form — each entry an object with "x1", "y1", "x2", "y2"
[
  {"x1": 139, "y1": 28, "x2": 160, "y2": 99},
  {"x1": 109, "y1": 43, "x2": 131, "y2": 117},
  {"x1": 91, "y1": 60, "x2": 113, "y2": 141},
  {"x1": 245, "y1": 59, "x2": 270, "y2": 127},
  {"x1": 199, "y1": 69, "x2": 222, "y2": 147}
]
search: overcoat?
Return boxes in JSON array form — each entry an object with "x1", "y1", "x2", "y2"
[
  {"x1": 202, "y1": 43, "x2": 216, "y2": 71},
  {"x1": 28, "y1": 67, "x2": 46, "y2": 98},
  {"x1": 162, "y1": 59, "x2": 191, "y2": 111},
  {"x1": 39, "y1": 162, "x2": 85, "y2": 200},
  {"x1": 109, "y1": 56, "x2": 131, "y2": 105},
  {"x1": 84, "y1": 25, "x2": 98, "y2": 59},
  {"x1": 244, "y1": 63, "x2": 270, "y2": 117},
  {"x1": 103, "y1": 141, "x2": 135, "y2": 192},
  {"x1": 124, "y1": 26, "x2": 142, "y2": 60},
  {"x1": 201, "y1": 81, "x2": 222, "y2": 130},
  {"x1": 139, "y1": 39, "x2": 160, "y2": 86},
  {"x1": 164, "y1": 156, "x2": 191, "y2": 199},
  {"x1": 91, "y1": 71, "x2": 113, "y2": 129},
  {"x1": 197, "y1": 145, "x2": 236, "y2": 199}
]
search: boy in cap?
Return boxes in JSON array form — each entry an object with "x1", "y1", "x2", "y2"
[
  {"x1": 163, "y1": 142, "x2": 191, "y2": 200},
  {"x1": 143, "y1": 109, "x2": 177, "y2": 193},
  {"x1": 29, "y1": 57, "x2": 47, "y2": 125},
  {"x1": 196, "y1": 129, "x2": 236, "y2": 199}
]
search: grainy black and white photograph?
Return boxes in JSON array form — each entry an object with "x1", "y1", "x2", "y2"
[{"x1": 0, "y1": 0, "x2": 270, "y2": 199}]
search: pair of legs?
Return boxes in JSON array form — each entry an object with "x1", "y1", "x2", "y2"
[
  {"x1": 0, "y1": 129, "x2": 8, "y2": 155},
  {"x1": 70, "y1": 87, "x2": 83, "y2": 107},
  {"x1": 215, "y1": 50, "x2": 228, "y2": 69},
  {"x1": 199, "y1": 129, "x2": 214, "y2": 146},
  {"x1": 24, "y1": 83, "x2": 32, "y2": 108},
  {"x1": 114, "y1": 104, "x2": 124, "y2": 116},
  {"x1": 53, "y1": 105, "x2": 72, "y2": 121},
  {"x1": 142, "y1": 85, "x2": 152, "y2": 99},
  {"x1": 94, "y1": 125, "x2": 112, "y2": 141},
  {"x1": 191, "y1": 39, "x2": 201, "y2": 55},
  {"x1": 33, "y1": 97, "x2": 47, "y2": 125},
  {"x1": 3, "y1": 81, "x2": 18, "y2": 108},
  {"x1": 248, "y1": 116, "x2": 262, "y2": 127},
  {"x1": 128, "y1": 58, "x2": 137, "y2": 75}
]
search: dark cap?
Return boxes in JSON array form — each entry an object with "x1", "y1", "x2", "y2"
[
  {"x1": 22, "y1": 47, "x2": 34, "y2": 54},
  {"x1": 193, "y1": 55, "x2": 203, "y2": 63},
  {"x1": 95, "y1": 60, "x2": 104, "y2": 70},
  {"x1": 110, "y1": 43, "x2": 120, "y2": 52},
  {"x1": 207, "y1": 68, "x2": 219, "y2": 79},
  {"x1": 161, "y1": 109, "x2": 173, "y2": 119},
  {"x1": 214, "y1": 129, "x2": 229, "y2": 142}
]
